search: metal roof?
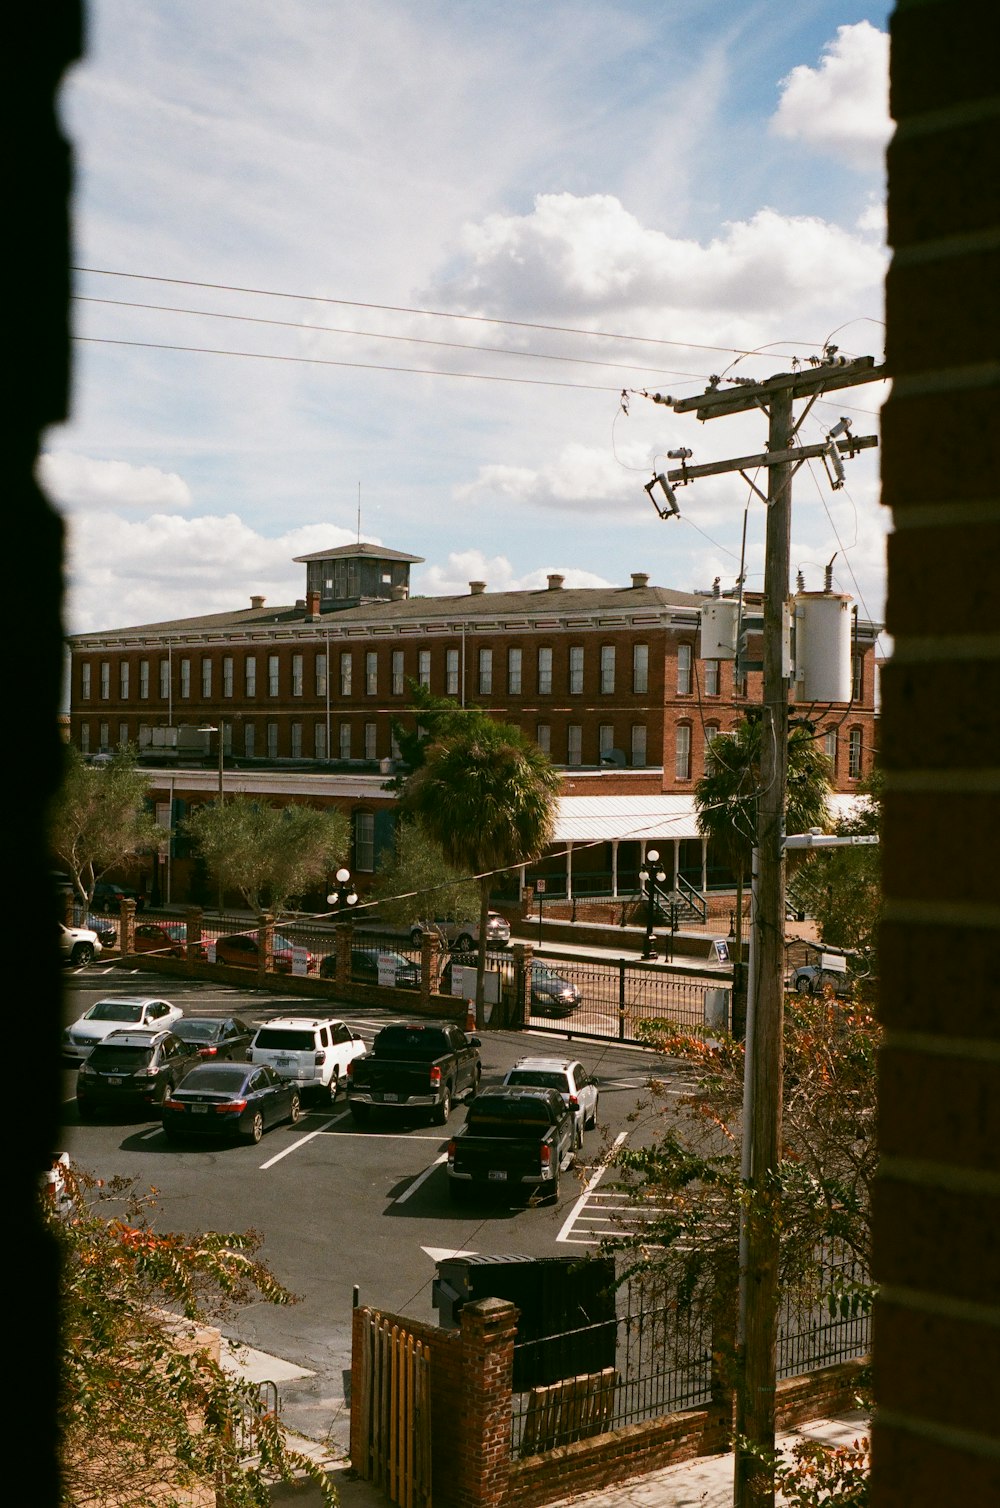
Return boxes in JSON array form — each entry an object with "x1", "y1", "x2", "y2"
[{"x1": 552, "y1": 792, "x2": 868, "y2": 845}]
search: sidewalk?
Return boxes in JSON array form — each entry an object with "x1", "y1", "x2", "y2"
[{"x1": 267, "y1": 1411, "x2": 869, "y2": 1506}]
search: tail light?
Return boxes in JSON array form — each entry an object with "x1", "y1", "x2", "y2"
[
  {"x1": 314, "y1": 1049, "x2": 326, "y2": 1065},
  {"x1": 447, "y1": 1139, "x2": 456, "y2": 1164},
  {"x1": 200, "y1": 1046, "x2": 218, "y2": 1057},
  {"x1": 348, "y1": 1059, "x2": 357, "y2": 1078},
  {"x1": 568, "y1": 1095, "x2": 579, "y2": 1109},
  {"x1": 215, "y1": 1099, "x2": 248, "y2": 1114},
  {"x1": 429, "y1": 1065, "x2": 442, "y2": 1086}
]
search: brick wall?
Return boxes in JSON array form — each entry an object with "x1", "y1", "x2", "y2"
[{"x1": 873, "y1": 3, "x2": 1000, "y2": 1506}]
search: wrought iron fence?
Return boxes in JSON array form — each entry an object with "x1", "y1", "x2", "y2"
[
  {"x1": 521, "y1": 954, "x2": 728, "y2": 1043},
  {"x1": 777, "y1": 1239, "x2": 871, "y2": 1378}
]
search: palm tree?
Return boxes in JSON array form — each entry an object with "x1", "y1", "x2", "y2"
[
  {"x1": 400, "y1": 720, "x2": 560, "y2": 1028},
  {"x1": 694, "y1": 714, "x2": 832, "y2": 1031}
]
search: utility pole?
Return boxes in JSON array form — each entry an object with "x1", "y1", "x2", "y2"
[{"x1": 642, "y1": 351, "x2": 886, "y2": 1508}]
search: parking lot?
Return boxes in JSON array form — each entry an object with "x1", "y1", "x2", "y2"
[{"x1": 59, "y1": 966, "x2": 690, "y2": 1449}]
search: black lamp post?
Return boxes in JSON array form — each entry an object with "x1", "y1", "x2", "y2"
[
  {"x1": 327, "y1": 866, "x2": 359, "y2": 921},
  {"x1": 640, "y1": 848, "x2": 667, "y2": 960}
]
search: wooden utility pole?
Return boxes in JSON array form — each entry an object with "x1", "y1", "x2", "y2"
[{"x1": 646, "y1": 354, "x2": 886, "y2": 1508}]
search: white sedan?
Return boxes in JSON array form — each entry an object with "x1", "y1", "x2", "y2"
[
  {"x1": 63, "y1": 997, "x2": 184, "y2": 1064},
  {"x1": 502, "y1": 1056, "x2": 600, "y2": 1146}
]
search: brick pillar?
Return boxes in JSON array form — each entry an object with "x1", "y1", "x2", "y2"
[
  {"x1": 421, "y1": 933, "x2": 442, "y2": 1004},
  {"x1": 455, "y1": 1297, "x2": 519, "y2": 1508},
  {"x1": 184, "y1": 906, "x2": 203, "y2": 972},
  {"x1": 258, "y1": 913, "x2": 273, "y2": 979},
  {"x1": 511, "y1": 942, "x2": 533, "y2": 1029},
  {"x1": 120, "y1": 897, "x2": 136, "y2": 956}
]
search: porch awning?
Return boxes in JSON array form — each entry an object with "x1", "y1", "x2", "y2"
[{"x1": 552, "y1": 792, "x2": 868, "y2": 846}]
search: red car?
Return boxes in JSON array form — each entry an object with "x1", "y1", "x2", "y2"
[
  {"x1": 133, "y1": 921, "x2": 188, "y2": 958},
  {"x1": 210, "y1": 931, "x2": 317, "y2": 974}
]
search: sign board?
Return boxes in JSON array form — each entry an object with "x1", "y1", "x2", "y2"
[
  {"x1": 535, "y1": 879, "x2": 546, "y2": 892},
  {"x1": 449, "y1": 964, "x2": 500, "y2": 1006},
  {"x1": 291, "y1": 946, "x2": 309, "y2": 977},
  {"x1": 713, "y1": 938, "x2": 730, "y2": 964},
  {"x1": 819, "y1": 951, "x2": 848, "y2": 974},
  {"x1": 376, "y1": 953, "x2": 397, "y2": 988},
  {"x1": 205, "y1": 939, "x2": 217, "y2": 963}
]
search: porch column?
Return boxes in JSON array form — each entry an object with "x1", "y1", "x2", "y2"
[
  {"x1": 565, "y1": 840, "x2": 573, "y2": 902},
  {"x1": 673, "y1": 837, "x2": 681, "y2": 888},
  {"x1": 701, "y1": 837, "x2": 708, "y2": 892},
  {"x1": 611, "y1": 838, "x2": 620, "y2": 897}
]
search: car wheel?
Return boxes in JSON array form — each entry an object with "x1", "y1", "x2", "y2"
[
  {"x1": 573, "y1": 1118, "x2": 582, "y2": 1151},
  {"x1": 466, "y1": 1067, "x2": 482, "y2": 1101},
  {"x1": 432, "y1": 1087, "x2": 452, "y2": 1125},
  {"x1": 71, "y1": 943, "x2": 94, "y2": 968},
  {"x1": 546, "y1": 1165, "x2": 561, "y2": 1204},
  {"x1": 454, "y1": 933, "x2": 474, "y2": 952},
  {"x1": 288, "y1": 1092, "x2": 302, "y2": 1124},
  {"x1": 246, "y1": 1112, "x2": 264, "y2": 1144},
  {"x1": 587, "y1": 1096, "x2": 598, "y2": 1130},
  {"x1": 327, "y1": 1072, "x2": 340, "y2": 1104},
  {"x1": 157, "y1": 1079, "x2": 174, "y2": 1106},
  {"x1": 795, "y1": 975, "x2": 810, "y2": 995},
  {"x1": 410, "y1": 927, "x2": 423, "y2": 947},
  {"x1": 349, "y1": 1103, "x2": 369, "y2": 1125}
]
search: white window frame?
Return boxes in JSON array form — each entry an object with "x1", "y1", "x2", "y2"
[
  {"x1": 479, "y1": 648, "x2": 493, "y2": 695},
  {"x1": 704, "y1": 659, "x2": 720, "y2": 696},
  {"x1": 340, "y1": 652, "x2": 352, "y2": 697},
  {"x1": 537, "y1": 646, "x2": 553, "y2": 695},
  {"x1": 366, "y1": 651, "x2": 378, "y2": 695},
  {"x1": 567, "y1": 724, "x2": 583, "y2": 765},
  {"x1": 364, "y1": 722, "x2": 377, "y2": 760},
  {"x1": 314, "y1": 722, "x2": 327, "y2": 760},
  {"x1": 81, "y1": 662, "x2": 92, "y2": 700},
  {"x1": 536, "y1": 723, "x2": 551, "y2": 754},
  {"x1": 290, "y1": 722, "x2": 303, "y2": 759},
  {"x1": 848, "y1": 727, "x2": 863, "y2": 778},
  {"x1": 120, "y1": 662, "x2": 130, "y2": 700},
  {"x1": 315, "y1": 652, "x2": 327, "y2": 697},
  {"x1": 292, "y1": 653, "x2": 303, "y2": 697},
  {"x1": 339, "y1": 722, "x2": 352, "y2": 760},
  {"x1": 354, "y1": 811, "x2": 376, "y2": 873},
  {"x1": 392, "y1": 650, "x2": 404, "y2": 696},
  {"x1": 245, "y1": 655, "x2": 257, "y2": 697},
  {"x1": 507, "y1": 647, "x2": 522, "y2": 695},
  {"x1": 100, "y1": 661, "x2": 110, "y2": 700},
  {"x1": 267, "y1": 723, "x2": 279, "y2": 759},
  {"x1": 179, "y1": 659, "x2": 191, "y2": 699},
  {"x1": 569, "y1": 646, "x2": 584, "y2": 695},
  {"x1": 268, "y1": 654, "x2": 280, "y2": 697},
  {"x1": 139, "y1": 660, "x2": 149, "y2": 699},
  {"x1": 600, "y1": 645, "x2": 615, "y2": 695},
  {"x1": 201, "y1": 658, "x2": 212, "y2": 699},
  {"x1": 677, "y1": 644, "x2": 693, "y2": 696},
  {"x1": 418, "y1": 649, "x2": 432, "y2": 689},
  {"x1": 675, "y1": 724, "x2": 692, "y2": 780},
  {"x1": 446, "y1": 647, "x2": 459, "y2": 696},
  {"x1": 633, "y1": 643, "x2": 648, "y2": 695},
  {"x1": 631, "y1": 724, "x2": 647, "y2": 767},
  {"x1": 599, "y1": 724, "x2": 614, "y2": 761},
  {"x1": 222, "y1": 656, "x2": 233, "y2": 698}
]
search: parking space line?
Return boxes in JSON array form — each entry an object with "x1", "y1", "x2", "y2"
[
  {"x1": 395, "y1": 1152, "x2": 449, "y2": 1205},
  {"x1": 556, "y1": 1131, "x2": 628, "y2": 1244},
  {"x1": 260, "y1": 1110, "x2": 349, "y2": 1166}
]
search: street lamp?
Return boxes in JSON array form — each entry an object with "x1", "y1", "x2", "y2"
[
  {"x1": 327, "y1": 866, "x2": 359, "y2": 920},
  {"x1": 640, "y1": 848, "x2": 667, "y2": 960}
]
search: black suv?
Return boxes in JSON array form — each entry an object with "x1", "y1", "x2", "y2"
[{"x1": 76, "y1": 1028, "x2": 199, "y2": 1117}]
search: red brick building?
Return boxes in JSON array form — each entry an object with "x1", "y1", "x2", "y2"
[{"x1": 66, "y1": 542, "x2": 879, "y2": 905}]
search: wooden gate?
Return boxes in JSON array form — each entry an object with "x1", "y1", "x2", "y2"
[{"x1": 356, "y1": 1311, "x2": 432, "y2": 1508}]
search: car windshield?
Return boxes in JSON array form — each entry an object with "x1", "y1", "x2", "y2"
[
  {"x1": 507, "y1": 1070, "x2": 569, "y2": 1092},
  {"x1": 533, "y1": 969, "x2": 567, "y2": 986},
  {"x1": 174, "y1": 1021, "x2": 219, "y2": 1041},
  {"x1": 273, "y1": 935, "x2": 296, "y2": 951},
  {"x1": 182, "y1": 1066, "x2": 248, "y2": 1092},
  {"x1": 88, "y1": 1045, "x2": 154, "y2": 1070},
  {"x1": 253, "y1": 1028, "x2": 315, "y2": 1051},
  {"x1": 86, "y1": 1002, "x2": 144, "y2": 1022}
]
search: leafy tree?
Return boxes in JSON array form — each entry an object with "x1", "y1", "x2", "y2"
[
  {"x1": 798, "y1": 769, "x2": 882, "y2": 987},
  {"x1": 49, "y1": 745, "x2": 166, "y2": 907},
  {"x1": 694, "y1": 715, "x2": 833, "y2": 1027},
  {"x1": 372, "y1": 818, "x2": 479, "y2": 932},
  {"x1": 184, "y1": 796, "x2": 349, "y2": 912},
  {"x1": 45, "y1": 1160, "x2": 336, "y2": 1507},
  {"x1": 400, "y1": 720, "x2": 560, "y2": 1027},
  {"x1": 385, "y1": 681, "x2": 495, "y2": 790}
]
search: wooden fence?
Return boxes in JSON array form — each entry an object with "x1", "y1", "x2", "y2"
[{"x1": 356, "y1": 1311, "x2": 433, "y2": 1508}]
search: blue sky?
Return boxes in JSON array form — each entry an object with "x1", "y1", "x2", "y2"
[{"x1": 46, "y1": 1, "x2": 893, "y2": 644}]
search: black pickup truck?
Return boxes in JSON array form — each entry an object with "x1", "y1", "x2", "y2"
[
  {"x1": 346, "y1": 1020, "x2": 482, "y2": 1125},
  {"x1": 446, "y1": 1084, "x2": 576, "y2": 1204}
]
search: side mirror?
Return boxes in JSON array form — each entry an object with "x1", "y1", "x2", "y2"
[{"x1": 468, "y1": 1035, "x2": 481, "y2": 1047}]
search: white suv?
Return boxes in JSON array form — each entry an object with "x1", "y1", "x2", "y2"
[
  {"x1": 60, "y1": 922, "x2": 103, "y2": 969},
  {"x1": 409, "y1": 911, "x2": 511, "y2": 951},
  {"x1": 502, "y1": 1057, "x2": 600, "y2": 1147},
  {"x1": 247, "y1": 1017, "x2": 366, "y2": 1103}
]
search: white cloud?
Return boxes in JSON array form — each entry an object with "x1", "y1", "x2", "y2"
[
  {"x1": 416, "y1": 550, "x2": 614, "y2": 599},
  {"x1": 770, "y1": 22, "x2": 891, "y2": 171},
  {"x1": 456, "y1": 441, "x2": 652, "y2": 515},
  {"x1": 39, "y1": 452, "x2": 193, "y2": 512}
]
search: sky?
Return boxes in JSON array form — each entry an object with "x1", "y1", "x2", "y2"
[{"x1": 47, "y1": 1, "x2": 894, "y2": 648}]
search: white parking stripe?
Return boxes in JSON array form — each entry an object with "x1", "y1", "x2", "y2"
[
  {"x1": 556, "y1": 1132, "x2": 628, "y2": 1244},
  {"x1": 260, "y1": 1110, "x2": 349, "y2": 1166},
  {"x1": 395, "y1": 1152, "x2": 449, "y2": 1204}
]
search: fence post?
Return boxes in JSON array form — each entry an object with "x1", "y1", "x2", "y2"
[
  {"x1": 258, "y1": 912, "x2": 273, "y2": 980},
  {"x1": 618, "y1": 959, "x2": 627, "y2": 1041},
  {"x1": 456, "y1": 1297, "x2": 519, "y2": 1508},
  {"x1": 120, "y1": 897, "x2": 136, "y2": 957},
  {"x1": 511, "y1": 942, "x2": 532, "y2": 1029}
]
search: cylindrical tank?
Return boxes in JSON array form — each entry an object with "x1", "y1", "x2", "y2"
[
  {"x1": 700, "y1": 599, "x2": 740, "y2": 660},
  {"x1": 793, "y1": 593, "x2": 853, "y2": 702}
]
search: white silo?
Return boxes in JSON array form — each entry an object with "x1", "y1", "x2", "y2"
[{"x1": 793, "y1": 592, "x2": 853, "y2": 703}]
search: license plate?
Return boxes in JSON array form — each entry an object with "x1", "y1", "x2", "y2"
[
  {"x1": 488, "y1": 1169, "x2": 507, "y2": 1181},
  {"x1": 384, "y1": 1092, "x2": 398, "y2": 1102},
  {"x1": 192, "y1": 1105, "x2": 208, "y2": 1114},
  {"x1": 275, "y1": 1057, "x2": 292, "y2": 1067},
  {"x1": 108, "y1": 1077, "x2": 122, "y2": 1086}
]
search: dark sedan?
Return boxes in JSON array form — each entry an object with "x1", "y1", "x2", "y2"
[
  {"x1": 76, "y1": 1028, "x2": 200, "y2": 1117},
  {"x1": 530, "y1": 962, "x2": 582, "y2": 1017},
  {"x1": 161, "y1": 1062, "x2": 302, "y2": 1144},
  {"x1": 171, "y1": 1016, "x2": 254, "y2": 1061}
]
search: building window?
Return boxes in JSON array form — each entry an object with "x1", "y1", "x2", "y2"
[
  {"x1": 120, "y1": 662, "x2": 130, "y2": 700},
  {"x1": 852, "y1": 654, "x2": 863, "y2": 701},
  {"x1": 201, "y1": 658, "x2": 212, "y2": 698},
  {"x1": 569, "y1": 646, "x2": 584, "y2": 695},
  {"x1": 392, "y1": 650, "x2": 404, "y2": 696},
  {"x1": 245, "y1": 655, "x2": 256, "y2": 697},
  {"x1": 100, "y1": 661, "x2": 110, "y2": 699},
  {"x1": 314, "y1": 722, "x2": 327, "y2": 760},
  {"x1": 537, "y1": 647, "x2": 552, "y2": 695},
  {"x1": 268, "y1": 655, "x2": 280, "y2": 697},
  {"x1": 446, "y1": 648, "x2": 459, "y2": 696},
  {"x1": 600, "y1": 645, "x2": 615, "y2": 695},
  {"x1": 81, "y1": 662, "x2": 92, "y2": 700},
  {"x1": 339, "y1": 722, "x2": 351, "y2": 760},
  {"x1": 158, "y1": 659, "x2": 169, "y2": 699},
  {"x1": 218, "y1": 656, "x2": 230, "y2": 698},
  {"x1": 824, "y1": 728, "x2": 837, "y2": 766},
  {"x1": 244, "y1": 723, "x2": 255, "y2": 758},
  {"x1": 599, "y1": 724, "x2": 614, "y2": 762},
  {"x1": 365, "y1": 722, "x2": 377, "y2": 760},
  {"x1": 677, "y1": 644, "x2": 693, "y2": 696},
  {"x1": 292, "y1": 653, "x2": 303, "y2": 697},
  {"x1": 138, "y1": 723, "x2": 150, "y2": 749},
  {"x1": 290, "y1": 722, "x2": 303, "y2": 759},
  {"x1": 704, "y1": 724, "x2": 720, "y2": 769},
  {"x1": 631, "y1": 724, "x2": 647, "y2": 767},
  {"x1": 633, "y1": 643, "x2": 648, "y2": 694},
  {"x1": 536, "y1": 723, "x2": 551, "y2": 755},
  {"x1": 508, "y1": 647, "x2": 522, "y2": 695},
  {"x1": 315, "y1": 652, "x2": 327, "y2": 697},
  {"x1": 179, "y1": 659, "x2": 191, "y2": 698},
  {"x1": 676, "y1": 724, "x2": 692, "y2": 779},
  {"x1": 567, "y1": 724, "x2": 583, "y2": 765},
  {"x1": 118, "y1": 722, "x2": 129, "y2": 748},
  {"x1": 479, "y1": 648, "x2": 493, "y2": 695},
  {"x1": 418, "y1": 649, "x2": 431, "y2": 688},
  {"x1": 98, "y1": 722, "x2": 109, "y2": 751},
  {"x1": 848, "y1": 727, "x2": 863, "y2": 778},
  {"x1": 139, "y1": 660, "x2": 149, "y2": 699},
  {"x1": 354, "y1": 811, "x2": 375, "y2": 873},
  {"x1": 340, "y1": 652, "x2": 352, "y2": 696},
  {"x1": 704, "y1": 659, "x2": 720, "y2": 696},
  {"x1": 80, "y1": 724, "x2": 90, "y2": 754},
  {"x1": 366, "y1": 651, "x2": 378, "y2": 695},
  {"x1": 267, "y1": 723, "x2": 279, "y2": 759}
]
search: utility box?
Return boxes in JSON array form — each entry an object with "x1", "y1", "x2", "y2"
[{"x1": 432, "y1": 1254, "x2": 617, "y2": 1389}]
